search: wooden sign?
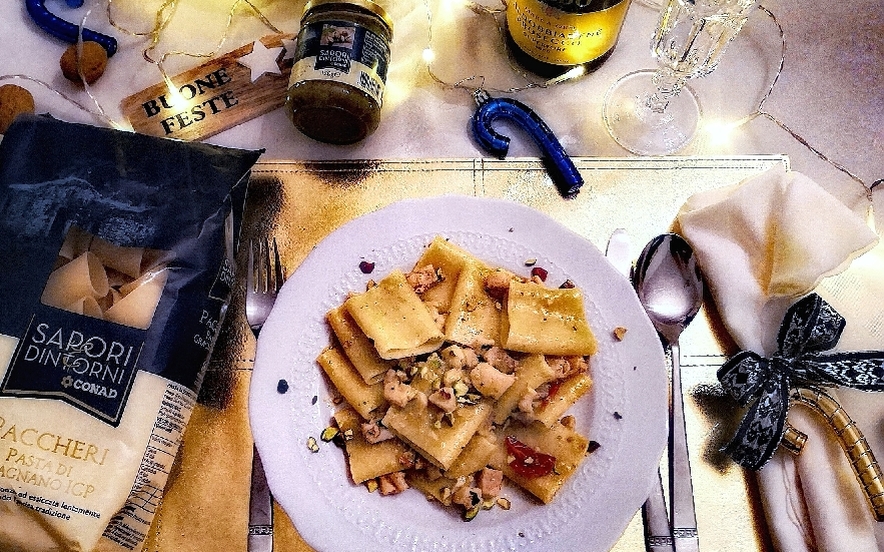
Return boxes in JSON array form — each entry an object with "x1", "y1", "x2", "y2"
[{"x1": 121, "y1": 33, "x2": 296, "y2": 142}]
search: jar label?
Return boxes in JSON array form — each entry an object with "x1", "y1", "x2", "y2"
[
  {"x1": 290, "y1": 20, "x2": 390, "y2": 105},
  {"x1": 506, "y1": 0, "x2": 631, "y2": 66}
]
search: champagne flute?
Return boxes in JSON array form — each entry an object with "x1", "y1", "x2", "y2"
[{"x1": 603, "y1": 0, "x2": 761, "y2": 155}]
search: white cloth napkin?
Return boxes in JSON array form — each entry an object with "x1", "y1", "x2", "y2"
[{"x1": 676, "y1": 164, "x2": 884, "y2": 551}]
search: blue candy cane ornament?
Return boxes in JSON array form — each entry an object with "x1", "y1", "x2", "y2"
[
  {"x1": 26, "y1": 0, "x2": 118, "y2": 56},
  {"x1": 470, "y1": 90, "x2": 583, "y2": 198}
]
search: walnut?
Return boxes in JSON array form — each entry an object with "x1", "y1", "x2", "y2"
[
  {"x1": 0, "y1": 84, "x2": 35, "y2": 134},
  {"x1": 60, "y1": 41, "x2": 108, "y2": 85}
]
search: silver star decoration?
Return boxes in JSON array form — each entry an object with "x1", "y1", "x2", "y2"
[{"x1": 238, "y1": 40, "x2": 284, "y2": 82}]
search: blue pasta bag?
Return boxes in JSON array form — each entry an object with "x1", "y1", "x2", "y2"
[{"x1": 0, "y1": 115, "x2": 261, "y2": 552}]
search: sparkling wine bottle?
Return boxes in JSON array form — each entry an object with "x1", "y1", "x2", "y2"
[{"x1": 505, "y1": 0, "x2": 633, "y2": 77}]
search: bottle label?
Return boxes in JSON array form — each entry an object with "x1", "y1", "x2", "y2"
[
  {"x1": 507, "y1": 0, "x2": 631, "y2": 66},
  {"x1": 290, "y1": 20, "x2": 390, "y2": 106}
]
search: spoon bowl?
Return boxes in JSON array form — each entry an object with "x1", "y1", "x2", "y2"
[{"x1": 633, "y1": 233, "x2": 704, "y2": 344}]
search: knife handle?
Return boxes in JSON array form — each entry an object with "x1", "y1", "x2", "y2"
[
  {"x1": 669, "y1": 342, "x2": 699, "y2": 552},
  {"x1": 643, "y1": 468, "x2": 674, "y2": 552},
  {"x1": 248, "y1": 446, "x2": 274, "y2": 552}
]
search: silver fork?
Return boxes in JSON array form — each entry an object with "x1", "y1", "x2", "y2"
[
  {"x1": 246, "y1": 237, "x2": 284, "y2": 335},
  {"x1": 245, "y1": 237, "x2": 284, "y2": 552}
]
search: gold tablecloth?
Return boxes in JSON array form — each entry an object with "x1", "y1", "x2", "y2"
[{"x1": 143, "y1": 156, "x2": 788, "y2": 552}]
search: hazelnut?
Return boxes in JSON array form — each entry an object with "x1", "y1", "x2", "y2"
[
  {"x1": 0, "y1": 84, "x2": 35, "y2": 134},
  {"x1": 60, "y1": 41, "x2": 108, "y2": 85}
]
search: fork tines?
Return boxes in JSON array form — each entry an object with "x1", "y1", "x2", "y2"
[{"x1": 249, "y1": 237, "x2": 283, "y2": 294}]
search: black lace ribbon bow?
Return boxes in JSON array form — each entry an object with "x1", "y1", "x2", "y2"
[{"x1": 718, "y1": 293, "x2": 884, "y2": 470}]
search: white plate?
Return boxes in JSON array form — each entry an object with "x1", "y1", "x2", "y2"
[{"x1": 250, "y1": 196, "x2": 667, "y2": 552}]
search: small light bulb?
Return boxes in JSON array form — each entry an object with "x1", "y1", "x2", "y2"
[
  {"x1": 162, "y1": 75, "x2": 187, "y2": 108},
  {"x1": 561, "y1": 65, "x2": 586, "y2": 80},
  {"x1": 704, "y1": 114, "x2": 756, "y2": 147},
  {"x1": 442, "y1": 0, "x2": 468, "y2": 9},
  {"x1": 703, "y1": 119, "x2": 737, "y2": 146},
  {"x1": 545, "y1": 65, "x2": 586, "y2": 86},
  {"x1": 422, "y1": 47, "x2": 435, "y2": 64}
]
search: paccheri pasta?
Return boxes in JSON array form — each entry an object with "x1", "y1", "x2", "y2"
[
  {"x1": 0, "y1": 115, "x2": 261, "y2": 552},
  {"x1": 318, "y1": 236, "x2": 598, "y2": 520},
  {"x1": 43, "y1": 227, "x2": 169, "y2": 330}
]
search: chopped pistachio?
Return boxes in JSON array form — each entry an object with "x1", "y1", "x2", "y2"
[
  {"x1": 496, "y1": 497, "x2": 511, "y2": 510},
  {"x1": 426, "y1": 353, "x2": 443, "y2": 371},
  {"x1": 457, "y1": 392, "x2": 480, "y2": 406},
  {"x1": 613, "y1": 326, "x2": 628, "y2": 341},
  {"x1": 320, "y1": 426, "x2": 340, "y2": 442},
  {"x1": 306, "y1": 436, "x2": 319, "y2": 453},
  {"x1": 366, "y1": 479, "x2": 379, "y2": 493},
  {"x1": 463, "y1": 504, "x2": 481, "y2": 521}
]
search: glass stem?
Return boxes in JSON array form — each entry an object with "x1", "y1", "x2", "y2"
[{"x1": 647, "y1": 68, "x2": 689, "y2": 114}]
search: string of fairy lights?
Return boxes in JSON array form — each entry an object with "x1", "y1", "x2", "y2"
[
  {"x1": 105, "y1": 0, "x2": 283, "y2": 91},
  {"x1": 0, "y1": 0, "x2": 879, "y2": 202},
  {"x1": 717, "y1": 6, "x2": 881, "y2": 203}
]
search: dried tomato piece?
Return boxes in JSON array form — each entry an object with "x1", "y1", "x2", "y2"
[
  {"x1": 505, "y1": 436, "x2": 556, "y2": 478},
  {"x1": 540, "y1": 380, "x2": 562, "y2": 409},
  {"x1": 530, "y1": 266, "x2": 548, "y2": 281}
]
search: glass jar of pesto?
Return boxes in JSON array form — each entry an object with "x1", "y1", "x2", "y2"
[{"x1": 286, "y1": 0, "x2": 393, "y2": 144}]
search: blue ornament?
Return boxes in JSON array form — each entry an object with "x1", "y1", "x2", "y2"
[
  {"x1": 26, "y1": 0, "x2": 118, "y2": 57},
  {"x1": 470, "y1": 90, "x2": 583, "y2": 198}
]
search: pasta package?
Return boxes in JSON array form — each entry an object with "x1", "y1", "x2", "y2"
[{"x1": 0, "y1": 115, "x2": 261, "y2": 552}]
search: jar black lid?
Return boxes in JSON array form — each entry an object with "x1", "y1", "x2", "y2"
[{"x1": 302, "y1": 0, "x2": 393, "y2": 34}]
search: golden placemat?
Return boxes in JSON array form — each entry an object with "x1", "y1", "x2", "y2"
[{"x1": 146, "y1": 156, "x2": 788, "y2": 552}]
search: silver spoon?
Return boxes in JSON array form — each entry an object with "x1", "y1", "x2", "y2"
[{"x1": 633, "y1": 233, "x2": 704, "y2": 552}]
